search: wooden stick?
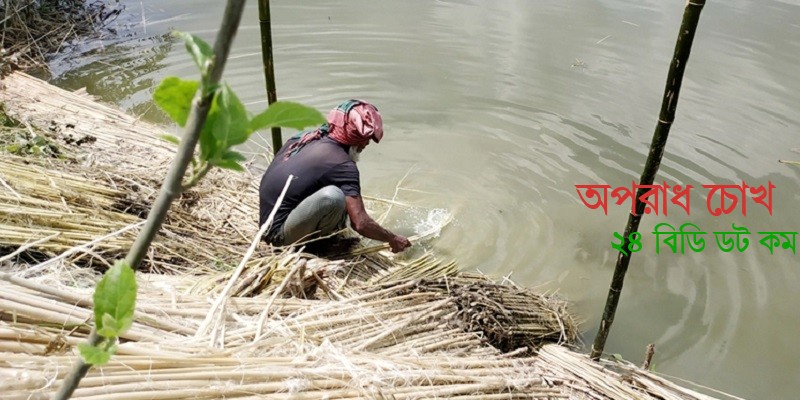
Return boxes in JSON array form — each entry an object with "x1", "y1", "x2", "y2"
[
  {"x1": 376, "y1": 166, "x2": 415, "y2": 224},
  {"x1": 642, "y1": 343, "x2": 655, "y2": 370}
]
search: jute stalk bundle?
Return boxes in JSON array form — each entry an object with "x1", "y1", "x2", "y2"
[
  {"x1": 0, "y1": 70, "x2": 732, "y2": 399},
  {"x1": 0, "y1": 257, "x2": 728, "y2": 399}
]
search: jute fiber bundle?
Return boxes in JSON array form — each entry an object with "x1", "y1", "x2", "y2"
[{"x1": 0, "y1": 71, "x2": 726, "y2": 399}]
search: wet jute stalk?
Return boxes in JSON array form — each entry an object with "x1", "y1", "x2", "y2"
[
  {"x1": 590, "y1": 0, "x2": 706, "y2": 360},
  {"x1": 52, "y1": 0, "x2": 248, "y2": 398},
  {"x1": 258, "y1": 0, "x2": 282, "y2": 154}
]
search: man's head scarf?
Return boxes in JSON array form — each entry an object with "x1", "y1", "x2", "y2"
[
  {"x1": 327, "y1": 99, "x2": 383, "y2": 146},
  {"x1": 283, "y1": 99, "x2": 383, "y2": 159}
]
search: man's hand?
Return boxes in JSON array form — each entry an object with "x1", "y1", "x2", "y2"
[
  {"x1": 346, "y1": 195, "x2": 412, "y2": 253},
  {"x1": 389, "y1": 235, "x2": 412, "y2": 253}
]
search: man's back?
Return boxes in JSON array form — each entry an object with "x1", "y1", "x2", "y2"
[{"x1": 258, "y1": 136, "x2": 360, "y2": 237}]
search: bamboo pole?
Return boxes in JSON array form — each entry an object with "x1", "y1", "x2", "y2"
[
  {"x1": 590, "y1": 0, "x2": 706, "y2": 360},
  {"x1": 258, "y1": 0, "x2": 283, "y2": 154}
]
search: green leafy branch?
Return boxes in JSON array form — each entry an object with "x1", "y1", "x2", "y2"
[
  {"x1": 54, "y1": 1, "x2": 323, "y2": 398},
  {"x1": 77, "y1": 260, "x2": 136, "y2": 365},
  {"x1": 157, "y1": 33, "x2": 324, "y2": 189}
]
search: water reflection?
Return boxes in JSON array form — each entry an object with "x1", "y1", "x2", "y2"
[{"x1": 51, "y1": 35, "x2": 174, "y2": 123}]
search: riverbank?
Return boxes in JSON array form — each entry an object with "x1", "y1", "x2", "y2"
[
  {"x1": 0, "y1": 71, "x2": 728, "y2": 399},
  {"x1": 0, "y1": 0, "x2": 122, "y2": 75}
]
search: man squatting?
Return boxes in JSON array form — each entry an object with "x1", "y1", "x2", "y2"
[{"x1": 258, "y1": 99, "x2": 412, "y2": 253}]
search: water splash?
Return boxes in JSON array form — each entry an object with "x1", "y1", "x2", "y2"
[{"x1": 413, "y1": 208, "x2": 452, "y2": 238}]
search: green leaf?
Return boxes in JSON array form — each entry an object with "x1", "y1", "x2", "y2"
[
  {"x1": 198, "y1": 85, "x2": 249, "y2": 163},
  {"x1": 210, "y1": 157, "x2": 245, "y2": 172},
  {"x1": 79, "y1": 343, "x2": 112, "y2": 366},
  {"x1": 221, "y1": 150, "x2": 246, "y2": 162},
  {"x1": 93, "y1": 261, "x2": 137, "y2": 339},
  {"x1": 212, "y1": 84, "x2": 250, "y2": 147},
  {"x1": 97, "y1": 327, "x2": 117, "y2": 338},
  {"x1": 199, "y1": 95, "x2": 221, "y2": 161},
  {"x1": 177, "y1": 32, "x2": 214, "y2": 77},
  {"x1": 153, "y1": 77, "x2": 199, "y2": 127},
  {"x1": 210, "y1": 150, "x2": 247, "y2": 171},
  {"x1": 159, "y1": 134, "x2": 181, "y2": 145},
  {"x1": 249, "y1": 101, "x2": 325, "y2": 132},
  {"x1": 98, "y1": 314, "x2": 119, "y2": 338},
  {"x1": 611, "y1": 353, "x2": 624, "y2": 362}
]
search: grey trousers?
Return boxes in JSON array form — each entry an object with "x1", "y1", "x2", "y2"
[{"x1": 276, "y1": 185, "x2": 347, "y2": 245}]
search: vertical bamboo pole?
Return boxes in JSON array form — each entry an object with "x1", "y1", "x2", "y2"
[
  {"x1": 258, "y1": 0, "x2": 282, "y2": 155},
  {"x1": 590, "y1": 0, "x2": 706, "y2": 361}
]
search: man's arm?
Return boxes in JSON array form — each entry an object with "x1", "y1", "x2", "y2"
[{"x1": 345, "y1": 195, "x2": 412, "y2": 253}]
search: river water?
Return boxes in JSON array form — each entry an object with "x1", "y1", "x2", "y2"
[{"x1": 48, "y1": 1, "x2": 800, "y2": 398}]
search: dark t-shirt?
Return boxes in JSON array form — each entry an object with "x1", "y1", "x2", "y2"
[{"x1": 258, "y1": 136, "x2": 360, "y2": 238}]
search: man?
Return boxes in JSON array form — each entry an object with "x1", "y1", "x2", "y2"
[{"x1": 259, "y1": 99, "x2": 412, "y2": 253}]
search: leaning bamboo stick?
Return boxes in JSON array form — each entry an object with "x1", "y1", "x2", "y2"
[{"x1": 592, "y1": 0, "x2": 707, "y2": 359}]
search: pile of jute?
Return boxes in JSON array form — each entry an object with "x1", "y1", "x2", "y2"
[{"x1": 0, "y1": 71, "x2": 726, "y2": 399}]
